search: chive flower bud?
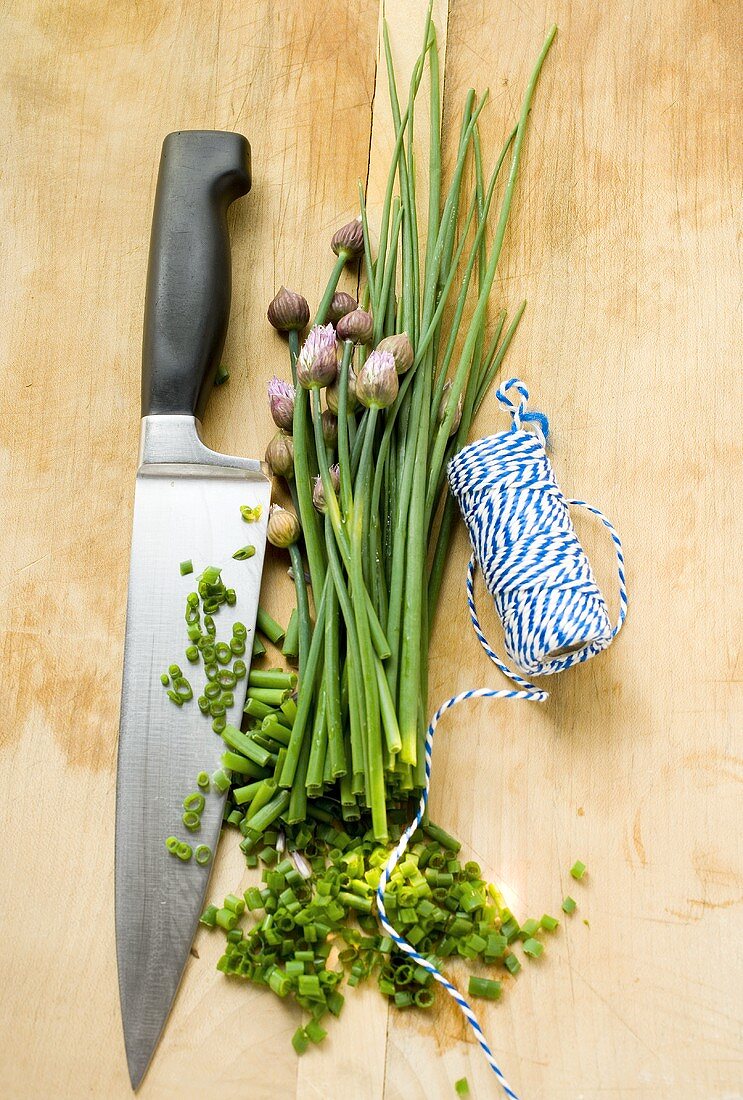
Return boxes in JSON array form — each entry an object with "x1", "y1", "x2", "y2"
[
  {"x1": 336, "y1": 308, "x2": 373, "y2": 345},
  {"x1": 356, "y1": 349, "x2": 398, "y2": 409},
  {"x1": 265, "y1": 430, "x2": 295, "y2": 479},
  {"x1": 267, "y1": 285, "x2": 310, "y2": 332},
  {"x1": 327, "y1": 291, "x2": 358, "y2": 324},
  {"x1": 331, "y1": 217, "x2": 364, "y2": 260},
  {"x1": 325, "y1": 365, "x2": 358, "y2": 415},
  {"x1": 312, "y1": 465, "x2": 340, "y2": 513},
  {"x1": 297, "y1": 324, "x2": 338, "y2": 389},
  {"x1": 267, "y1": 505, "x2": 300, "y2": 548},
  {"x1": 267, "y1": 376, "x2": 295, "y2": 431},
  {"x1": 377, "y1": 332, "x2": 414, "y2": 374},
  {"x1": 321, "y1": 409, "x2": 339, "y2": 448},
  {"x1": 437, "y1": 380, "x2": 463, "y2": 435}
]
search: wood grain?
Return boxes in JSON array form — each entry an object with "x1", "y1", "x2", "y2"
[{"x1": 0, "y1": 1, "x2": 740, "y2": 1098}]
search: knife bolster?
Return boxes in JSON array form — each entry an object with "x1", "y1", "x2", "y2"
[{"x1": 138, "y1": 414, "x2": 267, "y2": 480}]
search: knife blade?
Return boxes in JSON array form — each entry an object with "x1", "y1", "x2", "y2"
[{"x1": 115, "y1": 130, "x2": 271, "y2": 1090}]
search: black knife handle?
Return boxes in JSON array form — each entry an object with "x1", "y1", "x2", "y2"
[{"x1": 141, "y1": 130, "x2": 251, "y2": 418}]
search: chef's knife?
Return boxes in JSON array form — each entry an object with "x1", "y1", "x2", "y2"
[{"x1": 115, "y1": 130, "x2": 271, "y2": 1090}]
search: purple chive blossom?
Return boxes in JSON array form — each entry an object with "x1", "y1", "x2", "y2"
[
  {"x1": 297, "y1": 324, "x2": 338, "y2": 389},
  {"x1": 312, "y1": 465, "x2": 340, "y2": 513},
  {"x1": 267, "y1": 376, "x2": 296, "y2": 431},
  {"x1": 356, "y1": 349, "x2": 398, "y2": 409}
]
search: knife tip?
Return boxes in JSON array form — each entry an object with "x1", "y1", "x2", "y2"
[{"x1": 126, "y1": 1047, "x2": 152, "y2": 1092}]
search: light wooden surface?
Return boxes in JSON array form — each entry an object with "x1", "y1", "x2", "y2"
[{"x1": 1, "y1": 1, "x2": 741, "y2": 1097}]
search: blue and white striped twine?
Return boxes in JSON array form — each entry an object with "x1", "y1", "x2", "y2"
[{"x1": 376, "y1": 378, "x2": 627, "y2": 1098}]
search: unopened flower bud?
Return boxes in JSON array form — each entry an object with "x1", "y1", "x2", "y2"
[
  {"x1": 267, "y1": 286, "x2": 310, "y2": 332},
  {"x1": 356, "y1": 349, "x2": 398, "y2": 409},
  {"x1": 377, "y1": 332, "x2": 414, "y2": 374},
  {"x1": 267, "y1": 505, "x2": 300, "y2": 548},
  {"x1": 327, "y1": 291, "x2": 358, "y2": 324},
  {"x1": 267, "y1": 376, "x2": 295, "y2": 431},
  {"x1": 265, "y1": 430, "x2": 295, "y2": 479},
  {"x1": 296, "y1": 324, "x2": 338, "y2": 389},
  {"x1": 325, "y1": 365, "x2": 359, "y2": 414},
  {"x1": 438, "y1": 381, "x2": 463, "y2": 436},
  {"x1": 321, "y1": 409, "x2": 339, "y2": 448},
  {"x1": 312, "y1": 466, "x2": 341, "y2": 513},
  {"x1": 336, "y1": 308, "x2": 373, "y2": 345},
  {"x1": 331, "y1": 218, "x2": 364, "y2": 260}
]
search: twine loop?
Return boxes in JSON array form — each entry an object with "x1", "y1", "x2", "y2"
[{"x1": 377, "y1": 379, "x2": 627, "y2": 1098}]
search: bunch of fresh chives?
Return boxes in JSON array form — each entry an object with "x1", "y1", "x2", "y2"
[{"x1": 263, "y1": 11, "x2": 556, "y2": 841}]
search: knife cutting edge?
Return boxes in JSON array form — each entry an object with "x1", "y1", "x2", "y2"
[{"x1": 115, "y1": 130, "x2": 271, "y2": 1089}]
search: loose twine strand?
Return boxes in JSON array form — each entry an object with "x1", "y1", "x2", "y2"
[{"x1": 377, "y1": 379, "x2": 627, "y2": 1098}]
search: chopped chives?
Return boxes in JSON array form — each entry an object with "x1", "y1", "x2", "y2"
[
  {"x1": 256, "y1": 606, "x2": 285, "y2": 644},
  {"x1": 224, "y1": 893, "x2": 245, "y2": 916},
  {"x1": 540, "y1": 914, "x2": 559, "y2": 932},
  {"x1": 570, "y1": 860, "x2": 587, "y2": 880},
  {"x1": 455, "y1": 1078, "x2": 470, "y2": 1096},
  {"x1": 222, "y1": 724, "x2": 271, "y2": 767},
  {"x1": 179, "y1": 559, "x2": 193, "y2": 576},
  {"x1": 183, "y1": 792, "x2": 205, "y2": 813},
  {"x1": 240, "y1": 504, "x2": 263, "y2": 523},
  {"x1": 252, "y1": 636, "x2": 266, "y2": 658},
  {"x1": 562, "y1": 896, "x2": 577, "y2": 914},
  {"x1": 468, "y1": 975, "x2": 502, "y2": 1000},
  {"x1": 221, "y1": 751, "x2": 267, "y2": 778},
  {"x1": 211, "y1": 769, "x2": 231, "y2": 793},
  {"x1": 291, "y1": 1027, "x2": 309, "y2": 1054},
  {"x1": 160, "y1": 672, "x2": 170, "y2": 686},
  {"x1": 195, "y1": 845, "x2": 212, "y2": 865},
  {"x1": 215, "y1": 907, "x2": 238, "y2": 931},
  {"x1": 233, "y1": 545, "x2": 256, "y2": 560},
  {"x1": 247, "y1": 687, "x2": 289, "y2": 706},
  {"x1": 182, "y1": 811, "x2": 200, "y2": 831},
  {"x1": 199, "y1": 904, "x2": 218, "y2": 926},
  {"x1": 422, "y1": 823, "x2": 462, "y2": 853},
  {"x1": 305, "y1": 1019, "x2": 327, "y2": 1044},
  {"x1": 173, "y1": 676, "x2": 193, "y2": 700},
  {"x1": 176, "y1": 842, "x2": 192, "y2": 862},
  {"x1": 504, "y1": 953, "x2": 521, "y2": 975},
  {"x1": 248, "y1": 670, "x2": 297, "y2": 690},
  {"x1": 523, "y1": 938, "x2": 544, "y2": 958},
  {"x1": 282, "y1": 608, "x2": 299, "y2": 660}
]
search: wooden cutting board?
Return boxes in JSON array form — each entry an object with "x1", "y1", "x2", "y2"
[{"x1": 0, "y1": 2, "x2": 740, "y2": 1097}]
